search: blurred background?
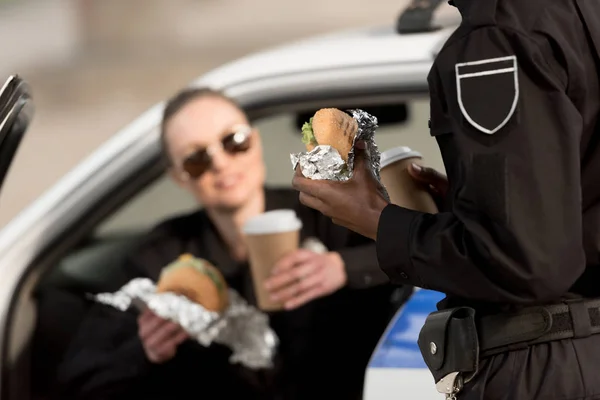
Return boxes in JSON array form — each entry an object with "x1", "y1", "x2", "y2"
[{"x1": 0, "y1": 0, "x2": 416, "y2": 226}]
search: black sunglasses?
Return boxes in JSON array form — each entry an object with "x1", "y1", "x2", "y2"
[{"x1": 181, "y1": 125, "x2": 253, "y2": 179}]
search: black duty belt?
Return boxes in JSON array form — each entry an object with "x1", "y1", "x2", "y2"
[
  {"x1": 417, "y1": 298, "x2": 600, "y2": 398},
  {"x1": 478, "y1": 298, "x2": 600, "y2": 357}
]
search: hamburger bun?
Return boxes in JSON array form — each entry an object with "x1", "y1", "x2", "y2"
[
  {"x1": 301, "y1": 108, "x2": 358, "y2": 162},
  {"x1": 156, "y1": 254, "x2": 229, "y2": 312}
]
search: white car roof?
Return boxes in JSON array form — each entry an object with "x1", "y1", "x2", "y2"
[
  {"x1": 195, "y1": 0, "x2": 462, "y2": 89},
  {"x1": 195, "y1": 25, "x2": 456, "y2": 90}
]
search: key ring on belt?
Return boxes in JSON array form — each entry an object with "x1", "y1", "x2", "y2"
[{"x1": 436, "y1": 372, "x2": 464, "y2": 399}]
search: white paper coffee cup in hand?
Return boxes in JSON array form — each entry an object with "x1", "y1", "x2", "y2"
[
  {"x1": 243, "y1": 210, "x2": 303, "y2": 311},
  {"x1": 379, "y1": 146, "x2": 438, "y2": 213}
]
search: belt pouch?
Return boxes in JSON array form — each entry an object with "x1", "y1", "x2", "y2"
[{"x1": 417, "y1": 307, "x2": 480, "y2": 384}]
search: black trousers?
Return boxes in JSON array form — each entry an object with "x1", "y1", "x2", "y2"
[{"x1": 460, "y1": 335, "x2": 600, "y2": 400}]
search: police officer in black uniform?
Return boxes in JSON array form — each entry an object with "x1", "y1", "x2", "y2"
[{"x1": 292, "y1": 0, "x2": 600, "y2": 398}]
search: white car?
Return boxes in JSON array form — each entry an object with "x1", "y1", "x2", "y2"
[{"x1": 0, "y1": 3, "x2": 460, "y2": 399}]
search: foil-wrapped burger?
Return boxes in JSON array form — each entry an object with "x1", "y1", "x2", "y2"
[
  {"x1": 92, "y1": 254, "x2": 278, "y2": 370},
  {"x1": 291, "y1": 108, "x2": 389, "y2": 199}
]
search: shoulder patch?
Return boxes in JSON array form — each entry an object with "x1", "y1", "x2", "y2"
[{"x1": 455, "y1": 55, "x2": 519, "y2": 135}]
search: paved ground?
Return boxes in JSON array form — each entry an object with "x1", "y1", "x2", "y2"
[{"x1": 0, "y1": 0, "x2": 432, "y2": 226}]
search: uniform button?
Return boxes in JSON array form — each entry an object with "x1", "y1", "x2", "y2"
[
  {"x1": 364, "y1": 275, "x2": 373, "y2": 285},
  {"x1": 400, "y1": 272, "x2": 408, "y2": 279}
]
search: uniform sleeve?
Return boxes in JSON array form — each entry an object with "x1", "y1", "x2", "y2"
[
  {"x1": 337, "y1": 235, "x2": 390, "y2": 289},
  {"x1": 56, "y1": 226, "x2": 185, "y2": 398},
  {"x1": 376, "y1": 26, "x2": 585, "y2": 304}
]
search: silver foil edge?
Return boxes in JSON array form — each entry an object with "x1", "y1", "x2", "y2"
[{"x1": 91, "y1": 278, "x2": 277, "y2": 370}]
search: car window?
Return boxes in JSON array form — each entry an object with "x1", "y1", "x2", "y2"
[
  {"x1": 35, "y1": 97, "x2": 446, "y2": 395},
  {"x1": 96, "y1": 98, "x2": 442, "y2": 236}
]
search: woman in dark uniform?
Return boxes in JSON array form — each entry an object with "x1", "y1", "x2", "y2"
[
  {"x1": 56, "y1": 88, "x2": 406, "y2": 400},
  {"x1": 292, "y1": 0, "x2": 600, "y2": 398}
]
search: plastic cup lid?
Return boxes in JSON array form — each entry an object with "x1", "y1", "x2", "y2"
[
  {"x1": 380, "y1": 146, "x2": 423, "y2": 168},
  {"x1": 242, "y1": 209, "x2": 303, "y2": 235}
]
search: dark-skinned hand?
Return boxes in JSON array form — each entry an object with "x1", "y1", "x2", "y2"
[
  {"x1": 292, "y1": 140, "x2": 389, "y2": 240},
  {"x1": 407, "y1": 163, "x2": 449, "y2": 201}
]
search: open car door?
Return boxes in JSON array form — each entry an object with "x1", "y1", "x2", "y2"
[{"x1": 0, "y1": 75, "x2": 34, "y2": 193}]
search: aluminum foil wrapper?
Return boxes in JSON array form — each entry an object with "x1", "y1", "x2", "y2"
[
  {"x1": 92, "y1": 280, "x2": 277, "y2": 370},
  {"x1": 290, "y1": 109, "x2": 386, "y2": 187}
]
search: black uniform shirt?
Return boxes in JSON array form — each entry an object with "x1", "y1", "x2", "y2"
[
  {"x1": 57, "y1": 187, "x2": 401, "y2": 400},
  {"x1": 376, "y1": 0, "x2": 600, "y2": 310}
]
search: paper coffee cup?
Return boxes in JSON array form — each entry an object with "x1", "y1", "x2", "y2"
[
  {"x1": 380, "y1": 146, "x2": 438, "y2": 213},
  {"x1": 243, "y1": 210, "x2": 303, "y2": 311}
]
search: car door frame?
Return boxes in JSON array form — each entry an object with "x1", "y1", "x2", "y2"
[
  {"x1": 0, "y1": 74, "x2": 35, "y2": 399},
  {"x1": 0, "y1": 75, "x2": 34, "y2": 193},
  {"x1": 0, "y1": 60, "x2": 433, "y2": 399}
]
